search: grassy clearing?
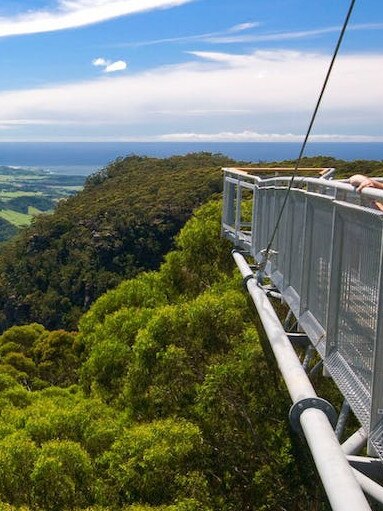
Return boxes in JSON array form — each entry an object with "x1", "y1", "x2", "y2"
[
  {"x1": 0, "y1": 191, "x2": 43, "y2": 198},
  {"x1": 28, "y1": 206, "x2": 48, "y2": 216},
  {"x1": 0, "y1": 167, "x2": 84, "y2": 239},
  {"x1": 0, "y1": 209, "x2": 32, "y2": 227},
  {"x1": 0, "y1": 175, "x2": 47, "y2": 182},
  {"x1": 53, "y1": 185, "x2": 84, "y2": 192}
]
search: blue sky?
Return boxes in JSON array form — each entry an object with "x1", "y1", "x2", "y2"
[{"x1": 0, "y1": 0, "x2": 382, "y2": 142}]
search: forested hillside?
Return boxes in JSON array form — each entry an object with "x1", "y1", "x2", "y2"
[
  {"x1": 0, "y1": 217, "x2": 18, "y2": 242},
  {"x1": 0, "y1": 199, "x2": 327, "y2": 511},
  {"x1": 278, "y1": 156, "x2": 383, "y2": 178},
  {"x1": 0, "y1": 152, "x2": 381, "y2": 335},
  {"x1": 0, "y1": 153, "x2": 235, "y2": 332}
]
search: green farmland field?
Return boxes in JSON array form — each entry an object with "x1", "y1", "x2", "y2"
[
  {"x1": 0, "y1": 209, "x2": 31, "y2": 227},
  {"x1": 0, "y1": 166, "x2": 85, "y2": 241}
]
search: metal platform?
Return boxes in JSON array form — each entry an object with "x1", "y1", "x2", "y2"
[{"x1": 222, "y1": 167, "x2": 383, "y2": 510}]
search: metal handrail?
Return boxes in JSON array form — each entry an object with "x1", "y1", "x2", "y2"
[{"x1": 222, "y1": 167, "x2": 383, "y2": 201}]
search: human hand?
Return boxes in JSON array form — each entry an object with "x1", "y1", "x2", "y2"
[{"x1": 349, "y1": 174, "x2": 377, "y2": 192}]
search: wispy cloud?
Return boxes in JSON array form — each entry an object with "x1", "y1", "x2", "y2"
[
  {"x1": 2, "y1": 128, "x2": 381, "y2": 143},
  {"x1": 115, "y1": 20, "x2": 261, "y2": 47},
  {"x1": 92, "y1": 57, "x2": 127, "y2": 73},
  {"x1": 0, "y1": 49, "x2": 381, "y2": 141},
  {"x1": 203, "y1": 23, "x2": 383, "y2": 44},
  {"x1": 206, "y1": 27, "x2": 340, "y2": 44},
  {"x1": 111, "y1": 21, "x2": 382, "y2": 48},
  {"x1": 0, "y1": 0, "x2": 194, "y2": 38},
  {"x1": 229, "y1": 22, "x2": 260, "y2": 33},
  {"x1": 154, "y1": 131, "x2": 383, "y2": 143}
]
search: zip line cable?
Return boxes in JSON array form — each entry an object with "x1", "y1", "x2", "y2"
[{"x1": 263, "y1": 0, "x2": 357, "y2": 257}]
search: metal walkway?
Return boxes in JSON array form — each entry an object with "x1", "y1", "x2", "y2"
[{"x1": 222, "y1": 167, "x2": 383, "y2": 510}]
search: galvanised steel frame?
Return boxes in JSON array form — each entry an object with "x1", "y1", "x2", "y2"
[{"x1": 222, "y1": 167, "x2": 383, "y2": 510}]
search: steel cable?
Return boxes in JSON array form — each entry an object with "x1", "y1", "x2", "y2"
[{"x1": 264, "y1": 0, "x2": 357, "y2": 257}]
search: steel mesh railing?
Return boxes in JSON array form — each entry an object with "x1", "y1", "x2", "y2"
[{"x1": 221, "y1": 168, "x2": 383, "y2": 460}]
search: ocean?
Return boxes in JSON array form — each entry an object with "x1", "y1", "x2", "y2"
[{"x1": 0, "y1": 142, "x2": 382, "y2": 176}]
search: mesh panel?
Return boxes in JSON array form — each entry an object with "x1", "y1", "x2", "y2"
[
  {"x1": 308, "y1": 182, "x2": 336, "y2": 198},
  {"x1": 266, "y1": 188, "x2": 276, "y2": 250},
  {"x1": 335, "y1": 211, "x2": 380, "y2": 394},
  {"x1": 370, "y1": 420, "x2": 383, "y2": 462},
  {"x1": 255, "y1": 188, "x2": 270, "y2": 253},
  {"x1": 237, "y1": 185, "x2": 253, "y2": 249},
  {"x1": 306, "y1": 200, "x2": 333, "y2": 330},
  {"x1": 336, "y1": 187, "x2": 378, "y2": 209},
  {"x1": 288, "y1": 192, "x2": 306, "y2": 293},
  {"x1": 271, "y1": 188, "x2": 289, "y2": 279},
  {"x1": 325, "y1": 351, "x2": 371, "y2": 429},
  {"x1": 223, "y1": 181, "x2": 237, "y2": 228},
  {"x1": 254, "y1": 187, "x2": 262, "y2": 255}
]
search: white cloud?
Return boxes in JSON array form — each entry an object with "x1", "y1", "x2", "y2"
[
  {"x1": 92, "y1": 57, "x2": 127, "y2": 72},
  {"x1": 229, "y1": 22, "x2": 260, "y2": 33},
  {"x1": 0, "y1": 0, "x2": 193, "y2": 37},
  {"x1": 0, "y1": 49, "x2": 381, "y2": 141},
  {"x1": 105, "y1": 60, "x2": 127, "y2": 72},
  {"x1": 92, "y1": 57, "x2": 108, "y2": 67}
]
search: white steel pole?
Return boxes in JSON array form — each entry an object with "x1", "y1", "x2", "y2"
[
  {"x1": 232, "y1": 250, "x2": 371, "y2": 511},
  {"x1": 351, "y1": 468, "x2": 383, "y2": 505},
  {"x1": 342, "y1": 428, "x2": 368, "y2": 456}
]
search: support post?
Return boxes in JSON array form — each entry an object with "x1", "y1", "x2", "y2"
[
  {"x1": 335, "y1": 400, "x2": 351, "y2": 440},
  {"x1": 342, "y1": 428, "x2": 368, "y2": 456}
]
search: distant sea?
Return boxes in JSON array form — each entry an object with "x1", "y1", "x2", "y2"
[{"x1": 0, "y1": 142, "x2": 382, "y2": 176}]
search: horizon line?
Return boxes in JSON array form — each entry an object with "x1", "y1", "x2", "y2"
[{"x1": 0, "y1": 139, "x2": 382, "y2": 144}]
